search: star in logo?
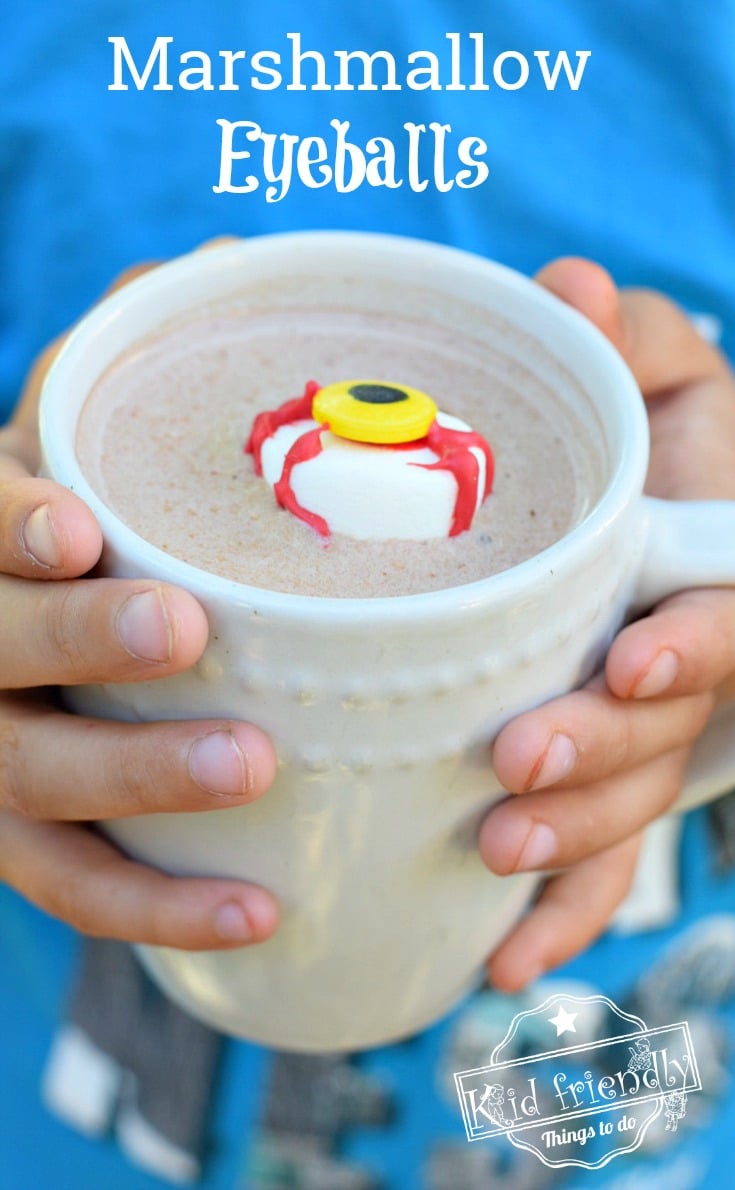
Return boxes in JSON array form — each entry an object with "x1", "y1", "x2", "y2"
[{"x1": 548, "y1": 1005, "x2": 578, "y2": 1037}]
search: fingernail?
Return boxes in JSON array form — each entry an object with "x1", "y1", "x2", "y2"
[
  {"x1": 525, "y1": 732, "x2": 577, "y2": 791},
  {"x1": 116, "y1": 589, "x2": 173, "y2": 662},
  {"x1": 631, "y1": 649, "x2": 679, "y2": 698},
  {"x1": 214, "y1": 900, "x2": 253, "y2": 942},
  {"x1": 516, "y1": 822, "x2": 558, "y2": 871},
  {"x1": 21, "y1": 504, "x2": 62, "y2": 568},
  {"x1": 189, "y1": 730, "x2": 249, "y2": 797}
]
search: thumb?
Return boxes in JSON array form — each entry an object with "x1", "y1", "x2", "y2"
[{"x1": 534, "y1": 256, "x2": 729, "y2": 398}]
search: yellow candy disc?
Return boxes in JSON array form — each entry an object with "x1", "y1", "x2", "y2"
[{"x1": 312, "y1": 380, "x2": 438, "y2": 445}]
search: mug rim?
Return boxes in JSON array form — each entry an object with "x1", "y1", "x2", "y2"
[{"x1": 39, "y1": 230, "x2": 649, "y2": 626}]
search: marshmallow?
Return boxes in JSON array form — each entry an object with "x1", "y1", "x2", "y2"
[{"x1": 246, "y1": 380, "x2": 494, "y2": 541}]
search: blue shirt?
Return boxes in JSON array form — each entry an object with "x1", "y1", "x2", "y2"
[{"x1": 2, "y1": 0, "x2": 735, "y2": 418}]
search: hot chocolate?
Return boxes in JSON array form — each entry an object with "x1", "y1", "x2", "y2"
[{"x1": 76, "y1": 280, "x2": 604, "y2": 597}]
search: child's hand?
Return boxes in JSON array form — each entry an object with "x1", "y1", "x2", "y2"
[
  {"x1": 0, "y1": 257, "x2": 279, "y2": 950},
  {"x1": 481, "y1": 258, "x2": 735, "y2": 990}
]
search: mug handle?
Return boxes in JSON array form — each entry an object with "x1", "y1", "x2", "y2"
[
  {"x1": 633, "y1": 497, "x2": 735, "y2": 812},
  {"x1": 633, "y1": 497, "x2": 735, "y2": 611}
]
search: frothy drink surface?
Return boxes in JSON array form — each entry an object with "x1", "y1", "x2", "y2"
[{"x1": 76, "y1": 284, "x2": 604, "y2": 597}]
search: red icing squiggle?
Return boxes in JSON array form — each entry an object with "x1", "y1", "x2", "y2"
[
  {"x1": 246, "y1": 382, "x2": 495, "y2": 540},
  {"x1": 416, "y1": 421, "x2": 495, "y2": 536},
  {"x1": 245, "y1": 380, "x2": 321, "y2": 475},
  {"x1": 273, "y1": 426, "x2": 329, "y2": 537}
]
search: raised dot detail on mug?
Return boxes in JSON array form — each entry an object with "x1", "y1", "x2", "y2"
[
  {"x1": 515, "y1": 645, "x2": 538, "y2": 668},
  {"x1": 347, "y1": 750, "x2": 376, "y2": 773},
  {"x1": 300, "y1": 748, "x2": 334, "y2": 773},
  {"x1": 195, "y1": 652, "x2": 225, "y2": 683},
  {"x1": 340, "y1": 676, "x2": 376, "y2": 707},
  {"x1": 238, "y1": 665, "x2": 266, "y2": 693},
  {"x1": 284, "y1": 672, "x2": 320, "y2": 700},
  {"x1": 424, "y1": 665, "x2": 460, "y2": 696},
  {"x1": 396, "y1": 745, "x2": 425, "y2": 769},
  {"x1": 442, "y1": 735, "x2": 465, "y2": 757},
  {"x1": 471, "y1": 655, "x2": 498, "y2": 682}
]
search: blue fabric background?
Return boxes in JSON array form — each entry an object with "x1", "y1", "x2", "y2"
[
  {"x1": 2, "y1": 2, "x2": 735, "y2": 1186},
  {"x1": 3, "y1": 0, "x2": 735, "y2": 410}
]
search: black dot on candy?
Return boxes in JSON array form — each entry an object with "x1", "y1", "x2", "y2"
[{"x1": 349, "y1": 383, "x2": 408, "y2": 404}]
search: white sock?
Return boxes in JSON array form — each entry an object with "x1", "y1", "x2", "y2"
[
  {"x1": 116, "y1": 1077, "x2": 200, "y2": 1185},
  {"x1": 42, "y1": 1025, "x2": 122, "y2": 1137}
]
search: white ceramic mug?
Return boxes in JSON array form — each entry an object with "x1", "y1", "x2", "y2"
[{"x1": 39, "y1": 233, "x2": 735, "y2": 1052}]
